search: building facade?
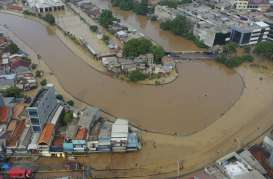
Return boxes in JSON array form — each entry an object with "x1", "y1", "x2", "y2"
[
  {"x1": 230, "y1": 22, "x2": 270, "y2": 45},
  {"x1": 26, "y1": 86, "x2": 57, "y2": 133}
]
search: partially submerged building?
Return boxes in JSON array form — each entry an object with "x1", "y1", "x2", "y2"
[{"x1": 26, "y1": 0, "x2": 65, "y2": 13}]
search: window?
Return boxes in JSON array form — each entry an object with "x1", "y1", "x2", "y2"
[
  {"x1": 31, "y1": 118, "x2": 40, "y2": 125},
  {"x1": 32, "y1": 126, "x2": 41, "y2": 132},
  {"x1": 28, "y1": 109, "x2": 38, "y2": 117}
]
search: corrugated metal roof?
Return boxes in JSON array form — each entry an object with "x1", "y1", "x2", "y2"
[
  {"x1": 38, "y1": 123, "x2": 55, "y2": 145},
  {"x1": 111, "y1": 119, "x2": 128, "y2": 139}
]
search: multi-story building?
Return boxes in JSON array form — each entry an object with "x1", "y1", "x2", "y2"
[
  {"x1": 230, "y1": 21, "x2": 270, "y2": 45},
  {"x1": 26, "y1": 86, "x2": 57, "y2": 133},
  {"x1": 234, "y1": 0, "x2": 249, "y2": 9}
]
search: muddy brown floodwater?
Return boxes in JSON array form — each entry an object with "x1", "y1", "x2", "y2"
[
  {"x1": 90, "y1": 0, "x2": 200, "y2": 51},
  {"x1": 0, "y1": 13, "x2": 243, "y2": 134}
]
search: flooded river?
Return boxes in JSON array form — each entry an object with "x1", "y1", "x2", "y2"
[
  {"x1": 0, "y1": 13, "x2": 243, "y2": 134},
  {"x1": 90, "y1": 0, "x2": 200, "y2": 51}
]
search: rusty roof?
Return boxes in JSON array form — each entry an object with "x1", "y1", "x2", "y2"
[
  {"x1": 7, "y1": 120, "x2": 17, "y2": 134},
  {"x1": 38, "y1": 123, "x2": 55, "y2": 145},
  {"x1": 12, "y1": 103, "x2": 25, "y2": 120},
  {"x1": 0, "y1": 106, "x2": 9, "y2": 124},
  {"x1": 75, "y1": 127, "x2": 88, "y2": 140},
  {"x1": 7, "y1": 119, "x2": 25, "y2": 147}
]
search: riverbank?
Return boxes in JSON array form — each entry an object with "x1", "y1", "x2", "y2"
[
  {"x1": 64, "y1": 3, "x2": 178, "y2": 85},
  {"x1": 2, "y1": 10, "x2": 273, "y2": 178}
]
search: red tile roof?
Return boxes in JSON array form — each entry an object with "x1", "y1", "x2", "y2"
[
  {"x1": 7, "y1": 120, "x2": 17, "y2": 133},
  {"x1": 7, "y1": 119, "x2": 25, "y2": 147},
  {"x1": 75, "y1": 127, "x2": 88, "y2": 140},
  {"x1": 0, "y1": 106, "x2": 9, "y2": 124},
  {"x1": 12, "y1": 104, "x2": 25, "y2": 120},
  {"x1": 38, "y1": 123, "x2": 55, "y2": 145},
  {"x1": 52, "y1": 135, "x2": 65, "y2": 147}
]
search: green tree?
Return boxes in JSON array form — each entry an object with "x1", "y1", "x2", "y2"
[
  {"x1": 67, "y1": 100, "x2": 74, "y2": 106},
  {"x1": 61, "y1": 111, "x2": 73, "y2": 125},
  {"x1": 151, "y1": 45, "x2": 165, "y2": 64},
  {"x1": 43, "y1": 14, "x2": 55, "y2": 25},
  {"x1": 255, "y1": 41, "x2": 273, "y2": 59},
  {"x1": 7, "y1": 42, "x2": 19, "y2": 54},
  {"x1": 99, "y1": 10, "x2": 115, "y2": 28},
  {"x1": 123, "y1": 38, "x2": 153, "y2": 57},
  {"x1": 223, "y1": 42, "x2": 237, "y2": 57},
  {"x1": 112, "y1": 0, "x2": 134, "y2": 10},
  {"x1": 128, "y1": 70, "x2": 146, "y2": 81},
  {"x1": 2, "y1": 87, "x2": 23, "y2": 98},
  {"x1": 160, "y1": 15, "x2": 192, "y2": 36},
  {"x1": 134, "y1": 0, "x2": 148, "y2": 15},
  {"x1": 35, "y1": 70, "x2": 42, "y2": 78},
  {"x1": 56, "y1": 94, "x2": 64, "y2": 101},
  {"x1": 90, "y1": 25, "x2": 98, "y2": 32},
  {"x1": 40, "y1": 79, "x2": 47, "y2": 86},
  {"x1": 102, "y1": 34, "x2": 110, "y2": 44}
]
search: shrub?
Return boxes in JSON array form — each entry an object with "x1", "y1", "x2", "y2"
[
  {"x1": 42, "y1": 14, "x2": 55, "y2": 25},
  {"x1": 35, "y1": 70, "x2": 42, "y2": 78},
  {"x1": 40, "y1": 79, "x2": 47, "y2": 86},
  {"x1": 56, "y1": 94, "x2": 64, "y2": 101},
  {"x1": 2, "y1": 87, "x2": 23, "y2": 98},
  {"x1": 67, "y1": 100, "x2": 74, "y2": 106},
  {"x1": 128, "y1": 70, "x2": 146, "y2": 81},
  {"x1": 90, "y1": 25, "x2": 98, "y2": 32}
]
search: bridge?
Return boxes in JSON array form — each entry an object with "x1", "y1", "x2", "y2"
[{"x1": 166, "y1": 51, "x2": 217, "y2": 61}]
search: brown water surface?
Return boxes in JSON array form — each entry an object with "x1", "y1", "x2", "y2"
[
  {"x1": 91, "y1": 0, "x2": 200, "y2": 51},
  {"x1": 0, "y1": 13, "x2": 243, "y2": 134}
]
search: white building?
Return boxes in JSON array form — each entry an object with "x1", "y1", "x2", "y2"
[
  {"x1": 26, "y1": 0, "x2": 65, "y2": 13},
  {"x1": 234, "y1": 0, "x2": 249, "y2": 9},
  {"x1": 111, "y1": 119, "x2": 129, "y2": 152}
]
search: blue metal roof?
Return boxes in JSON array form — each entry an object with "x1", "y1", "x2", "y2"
[{"x1": 72, "y1": 140, "x2": 86, "y2": 145}]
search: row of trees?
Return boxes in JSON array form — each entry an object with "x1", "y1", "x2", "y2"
[
  {"x1": 111, "y1": 0, "x2": 151, "y2": 15},
  {"x1": 160, "y1": 16, "x2": 207, "y2": 48},
  {"x1": 123, "y1": 38, "x2": 165, "y2": 64},
  {"x1": 254, "y1": 41, "x2": 273, "y2": 60}
]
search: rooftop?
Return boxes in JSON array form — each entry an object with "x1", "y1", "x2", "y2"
[
  {"x1": 0, "y1": 106, "x2": 9, "y2": 124},
  {"x1": 38, "y1": 123, "x2": 55, "y2": 145},
  {"x1": 75, "y1": 127, "x2": 88, "y2": 140},
  {"x1": 29, "y1": 86, "x2": 54, "y2": 107},
  {"x1": 111, "y1": 119, "x2": 128, "y2": 139},
  {"x1": 27, "y1": 0, "x2": 64, "y2": 8},
  {"x1": 78, "y1": 107, "x2": 100, "y2": 129}
]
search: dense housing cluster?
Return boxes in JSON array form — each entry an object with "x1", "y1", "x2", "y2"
[{"x1": 154, "y1": 0, "x2": 273, "y2": 47}]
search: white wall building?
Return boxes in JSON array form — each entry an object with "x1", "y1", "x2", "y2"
[{"x1": 26, "y1": 0, "x2": 65, "y2": 13}]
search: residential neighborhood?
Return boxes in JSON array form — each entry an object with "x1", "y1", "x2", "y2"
[{"x1": 1, "y1": 0, "x2": 273, "y2": 178}]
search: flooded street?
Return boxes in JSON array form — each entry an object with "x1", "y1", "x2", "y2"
[
  {"x1": 0, "y1": 13, "x2": 243, "y2": 134},
  {"x1": 90, "y1": 0, "x2": 200, "y2": 51}
]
